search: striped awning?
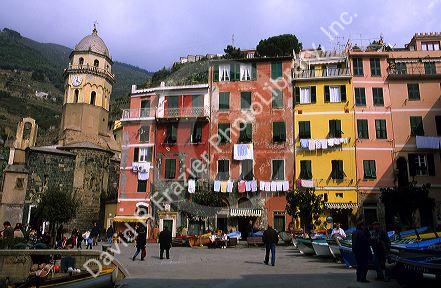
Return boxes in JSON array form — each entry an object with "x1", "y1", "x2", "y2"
[
  {"x1": 325, "y1": 202, "x2": 358, "y2": 209},
  {"x1": 230, "y1": 208, "x2": 262, "y2": 217},
  {"x1": 112, "y1": 215, "x2": 152, "y2": 223}
]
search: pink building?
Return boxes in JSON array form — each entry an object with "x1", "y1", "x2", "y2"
[
  {"x1": 349, "y1": 49, "x2": 395, "y2": 224},
  {"x1": 388, "y1": 33, "x2": 441, "y2": 227}
]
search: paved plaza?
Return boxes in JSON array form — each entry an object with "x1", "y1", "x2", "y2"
[{"x1": 114, "y1": 244, "x2": 405, "y2": 288}]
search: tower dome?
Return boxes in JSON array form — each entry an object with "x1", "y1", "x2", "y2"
[{"x1": 74, "y1": 25, "x2": 110, "y2": 58}]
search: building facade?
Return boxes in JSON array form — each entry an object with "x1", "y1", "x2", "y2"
[
  {"x1": 209, "y1": 57, "x2": 294, "y2": 235},
  {"x1": 293, "y1": 50, "x2": 357, "y2": 228}
]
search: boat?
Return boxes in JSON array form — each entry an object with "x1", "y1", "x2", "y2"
[
  {"x1": 312, "y1": 240, "x2": 332, "y2": 257},
  {"x1": 295, "y1": 237, "x2": 315, "y2": 255},
  {"x1": 188, "y1": 232, "x2": 212, "y2": 247},
  {"x1": 326, "y1": 239, "x2": 342, "y2": 259}
]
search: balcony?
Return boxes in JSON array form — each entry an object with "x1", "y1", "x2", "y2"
[
  {"x1": 64, "y1": 64, "x2": 115, "y2": 82},
  {"x1": 293, "y1": 68, "x2": 351, "y2": 81},
  {"x1": 121, "y1": 108, "x2": 155, "y2": 121},
  {"x1": 387, "y1": 62, "x2": 441, "y2": 80},
  {"x1": 159, "y1": 106, "x2": 210, "y2": 119}
]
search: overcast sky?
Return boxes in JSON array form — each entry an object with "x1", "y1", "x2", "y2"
[{"x1": 1, "y1": 0, "x2": 440, "y2": 71}]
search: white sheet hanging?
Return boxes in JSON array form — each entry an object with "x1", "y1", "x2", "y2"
[
  {"x1": 240, "y1": 64, "x2": 252, "y2": 81},
  {"x1": 330, "y1": 86, "x2": 341, "y2": 103},
  {"x1": 219, "y1": 64, "x2": 230, "y2": 81},
  {"x1": 300, "y1": 87, "x2": 311, "y2": 104}
]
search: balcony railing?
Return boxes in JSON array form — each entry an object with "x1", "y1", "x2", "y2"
[
  {"x1": 160, "y1": 106, "x2": 209, "y2": 118},
  {"x1": 121, "y1": 108, "x2": 155, "y2": 120},
  {"x1": 387, "y1": 62, "x2": 441, "y2": 78},
  {"x1": 64, "y1": 64, "x2": 115, "y2": 81},
  {"x1": 293, "y1": 68, "x2": 351, "y2": 80}
]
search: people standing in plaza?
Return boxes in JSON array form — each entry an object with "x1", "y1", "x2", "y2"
[
  {"x1": 370, "y1": 221, "x2": 390, "y2": 281},
  {"x1": 56, "y1": 224, "x2": 64, "y2": 248},
  {"x1": 132, "y1": 224, "x2": 147, "y2": 261},
  {"x1": 158, "y1": 226, "x2": 172, "y2": 259},
  {"x1": 13, "y1": 223, "x2": 24, "y2": 238},
  {"x1": 352, "y1": 221, "x2": 371, "y2": 283},
  {"x1": 331, "y1": 223, "x2": 346, "y2": 240},
  {"x1": 90, "y1": 222, "x2": 99, "y2": 246},
  {"x1": 106, "y1": 225, "x2": 114, "y2": 244},
  {"x1": 262, "y1": 225, "x2": 278, "y2": 266}
]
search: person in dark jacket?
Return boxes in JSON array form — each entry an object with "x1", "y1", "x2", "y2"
[
  {"x1": 371, "y1": 221, "x2": 390, "y2": 281},
  {"x1": 262, "y1": 225, "x2": 278, "y2": 266},
  {"x1": 106, "y1": 226, "x2": 114, "y2": 244},
  {"x1": 90, "y1": 222, "x2": 99, "y2": 246},
  {"x1": 352, "y1": 222, "x2": 371, "y2": 283},
  {"x1": 132, "y1": 224, "x2": 147, "y2": 261},
  {"x1": 158, "y1": 226, "x2": 172, "y2": 259}
]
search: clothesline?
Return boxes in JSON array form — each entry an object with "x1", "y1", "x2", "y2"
[
  {"x1": 212, "y1": 180, "x2": 289, "y2": 193},
  {"x1": 300, "y1": 138, "x2": 349, "y2": 151}
]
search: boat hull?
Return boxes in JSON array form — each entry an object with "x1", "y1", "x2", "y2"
[
  {"x1": 296, "y1": 238, "x2": 315, "y2": 255},
  {"x1": 312, "y1": 241, "x2": 332, "y2": 257}
]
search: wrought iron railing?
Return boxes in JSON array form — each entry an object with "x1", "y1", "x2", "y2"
[
  {"x1": 161, "y1": 106, "x2": 209, "y2": 118},
  {"x1": 293, "y1": 68, "x2": 350, "y2": 79},
  {"x1": 121, "y1": 108, "x2": 154, "y2": 120},
  {"x1": 387, "y1": 62, "x2": 441, "y2": 77}
]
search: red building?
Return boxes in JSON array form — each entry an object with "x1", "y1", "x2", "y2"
[{"x1": 209, "y1": 57, "x2": 294, "y2": 235}]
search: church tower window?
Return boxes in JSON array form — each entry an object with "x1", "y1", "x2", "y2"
[
  {"x1": 94, "y1": 59, "x2": 99, "y2": 67},
  {"x1": 90, "y1": 91, "x2": 96, "y2": 105},
  {"x1": 79, "y1": 57, "x2": 84, "y2": 65},
  {"x1": 74, "y1": 89, "x2": 79, "y2": 103}
]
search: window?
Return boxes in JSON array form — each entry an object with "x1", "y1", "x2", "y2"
[
  {"x1": 396, "y1": 63, "x2": 407, "y2": 75},
  {"x1": 271, "y1": 62, "x2": 283, "y2": 79},
  {"x1": 94, "y1": 59, "x2": 99, "y2": 67},
  {"x1": 165, "y1": 159, "x2": 176, "y2": 179},
  {"x1": 424, "y1": 62, "x2": 436, "y2": 75},
  {"x1": 272, "y1": 89, "x2": 283, "y2": 108},
  {"x1": 273, "y1": 122, "x2": 286, "y2": 142},
  {"x1": 331, "y1": 160, "x2": 344, "y2": 180},
  {"x1": 137, "y1": 179, "x2": 147, "y2": 192},
  {"x1": 192, "y1": 95, "x2": 203, "y2": 107},
  {"x1": 217, "y1": 159, "x2": 229, "y2": 180},
  {"x1": 298, "y1": 121, "x2": 311, "y2": 139},
  {"x1": 218, "y1": 123, "x2": 230, "y2": 143},
  {"x1": 370, "y1": 58, "x2": 381, "y2": 76},
  {"x1": 90, "y1": 91, "x2": 96, "y2": 105},
  {"x1": 240, "y1": 63, "x2": 256, "y2": 81},
  {"x1": 230, "y1": 63, "x2": 240, "y2": 81},
  {"x1": 294, "y1": 86, "x2": 316, "y2": 104},
  {"x1": 355, "y1": 88, "x2": 366, "y2": 106},
  {"x1": 133, "y1": 147, "x2": 139, "y2": 162},
  {"x1": 238, "y1": 122, "x2": 252, "y2": 143},
  {"x1": 352, "y1": 58, "x2": 364, "y2": 76},
  {"x1": 140, "y1": 99, "x2": 150, "y2": 117},
  {"x1": 324, "y1": 85, "x2": 346, "y2": 103},
  {"x1": 241, "y1": 160, "x2": 253, "y2": 180},
  {"x1": 408, "y1": 154, "x2": 435, "y2": 176},
  {"x1": 329, "y1": 120, "x2": 342, "y2": 138},
  {"x1": 167, "y1": 96, "x2": 179, "y2": 109},
  {"x1": 79, "y1": 57, "x2": 84, "y2": 65},
  {"x1": 190, "y1": 122, "x2": 202, "y2": 143},
  {"x1": 357, "y1": 119, "x2": 369, "y2": 139},
  {"x1": 299, "y1": 160, "x2": 312, "y2": 180},
  {"x1": 74, "y1": 89, "x2": 79, "y2": 103},
  {"x1": 139, "y1": 147, "x2": 152, "y2": 162},
  {"x1": 410, "y1": 116, "x2": 424, "y2": 136},
  {"x1": 189, "y1": 158, "x2": 201, "y2": 179},
  {"x1": 165, "y1": 124, "x2": 177, "y2": 144},
  {"x1": 435, "y1": 116, "x2": 441, "y2": 136},
  {"x1": 421, "y1": 41, "x2": 440, "y2": 51},
  {"x1": 407, "y1": 84, "x2": 420, "y2": 100},
  {"x1": 375, "y1": 119, "x2": 387, "y2": 139},
  {"x1": 363, "y1": 160, "x2": 377, "y2": 179},
  {"x1": 219, "y1": 92, "x2": 230, "y2": 110},
  {"x1": 372, "y1": 88, "x2": 384, "y2": 106},
  {"x1": 240, "y1": 91, "x2": 251, "y2": 110},
  {"x1": 335, "y1": 193, "x2": 344, "y2": 198},
  {"x1": 272, "y1": 160, "x2": 284, "y2": 180},
  {"x1": 273, "y1": 215, "x2": 285, "y2": 234},
  {"x1": 218, "y1": 64, "x2": 230, "y2": 81},
  {"x1": 139, "y1": 125, "x2": 150, "y2": 143}
]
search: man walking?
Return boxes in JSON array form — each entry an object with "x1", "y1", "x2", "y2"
[
  {"x1": 132, "y1": 224, "x2": 147, "y2": 261},
  {"x1": 352, "y1": 221, "x2": 371, "y2": 283},
  {"x1": 158, "y1": 226, "x2": 172, "y2": 259},
  {"x1": 371, "y1": 221, "x2": 390, "y2": 281},
  {"x1": 262, "y1": 225, "x2": 278, "y2": 266},
  {"x1": 90, "y1": 222, "x2": 99, "y2": 246}
]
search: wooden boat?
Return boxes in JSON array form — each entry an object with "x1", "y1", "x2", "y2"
[
  {"x1": 326, "y1": 239, "x2": 342, "y2": 259},
  {"x1": 295, "y1": 237, "x2": 315, "y2": 255},
  {"x1": 188, "y1": 233, "x2": 212, "y2": 247},
  {"x1": 312, "y1": 240, "x2": 332, "y2": 257}
]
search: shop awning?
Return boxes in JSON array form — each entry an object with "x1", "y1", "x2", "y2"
[
  {"x1": 230, "y1": 208, "x2": 262, "y2": 217},
  {"x1": 112, "y1": 215, "x2": 152, "y2": 223},
  {"x1": 325, "y1": 202, "x2": 358, "y2": 209}
]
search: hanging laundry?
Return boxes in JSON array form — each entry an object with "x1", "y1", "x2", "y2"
[
  {"x1": 276, "y1": 181, "x2": 283, "y2": 191},
  {"x1": 327, "y1": 138, "x2": 335, "y2": 147},
  {"x1": 270, "y1": 181, "x2": 277, "y2": 191},
  {"x1": 260, "y1": 181, "x2": 266, "y2": 191},
  {"x1": 214, "y1": 180, "x2": 221, "y2": 192},
  {"x1": 308, "y1": 139, "x2": 316, "y2": 151},
  {"x1": 320, "y1": 139, "x2": 328, "y2": 149},
  {"x1": 342, "y1": 137, "x2": 349, "y2": 144},
  {"x1": 251, "y1": 180, "x2": 258, "y2": 192},
  {"x1": 315, "y1": 140, "x2": 322, "y2": 149},
  {"x1": 233, "y1": 144, "x2": 254, "y2": 160},
  {"x1": 245, "y1": 181, "x2": 252, "y2": 192},
  {"x1": 220, "y1": 181, "x2": 228, "y2": 193},
  {"x1": 416, "y1": 135, "x2": 441, "y2": 149},
  {"x1": 264, "y1": 182, "x2": 271, "y2": 192},
  {"x1": 238, "y1": 180, "x2": 246, "y2": 193},
  {"x1": 282, "y1": 181, "x2": 289, "y2": 191},
  {"x1": 300, "y1": 139, "x2": 309, "y2": 148},
  {"x1": 138, "y1": 171, "x2": 148, "y2": 181},
  {"x1": 227, "y1": 181, "x2": 234, "y2": 193},
  {"x1": 188, "y1": 179, "x2": 196, "y2": 193},
  {"x1": 301, "y1": 179, "x2": 314, "y2": 188}
]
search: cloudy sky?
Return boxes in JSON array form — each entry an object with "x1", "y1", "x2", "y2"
[{"x1": 1, "y1": 0, "x2": 440, "y2": 71}]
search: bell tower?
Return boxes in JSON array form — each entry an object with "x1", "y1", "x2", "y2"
[{"x1": 59, "y1": 25, "x2": 117, "y2": 150}]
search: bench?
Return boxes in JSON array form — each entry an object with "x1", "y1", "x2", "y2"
[{"x1": 247, "y1": 236, "x2": 264, "y2": 247}]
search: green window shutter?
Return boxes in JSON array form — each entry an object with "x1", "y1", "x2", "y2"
[
  {"x1": 355, "y1": 88, "x2": 366, "y2": 106},
  {"x1": 335, "y1": 120, "x2": 342, "y2": 137},
  {"x1": 273, "y1": 122, "x2": 286, "y2": 142},
  {"x1": 231, "y1": 63, "x2": 240, "y2": 81},
  {"x1": 300, "y1": 160, "x2": 312, "y2": 180},
  {"x1": 311, "y1": 86, "x2": 316, "y2": 103},
  {"x1": 133, "y1": 147, "x2": 139, "y2": 162},
  {"x1": 324, "y1": 86, "x2": 330, "y2": 102},
  {"x1": 299, "y1": 121, "x2": 311, "y2": 139},
  {"x1": 272, "y1": 89, "x2": 283, "y2": 108},
  {"x1": 272, "y1": 160, "x2": 284, "y2": 180},
  {"x1": 410, "y1": 116, "x2": 424, "y2": 136},
  {"x1": 213, "y1": 64, "x2": 219, "y2": 82},
  {"x1": 340, "y1": 85, "x2": 347, "y2": 102},
  {"x1": 294, "y1": 87, "x2": 300, "y2": 105},
  {"x1": 373, "y1": 88, "x2": 384, "y2": 106},
  {"x1": 329, "y1": 120, "x2": 335, "y2": 137},
  {"x1": 251, "y1": 63, "x2": 257, "y2": 80},
  {"x1": 357, "y1": 119, "x2": 369, "y2": 139},
  {"x1": 271, "y1": 62, "x2": 282, "y2": 79},
  {"x1": 219, "y1": 92, "x2": 230, "y2": 110},
  {"x1": 240, "y1": 91, "x2": 251, "y2": 109}
]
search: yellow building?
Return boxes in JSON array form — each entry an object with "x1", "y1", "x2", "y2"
[{"x1": 293, "y1": 50, "x2": 357, "y2": 228}]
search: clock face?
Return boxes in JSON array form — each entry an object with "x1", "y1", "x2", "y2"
[{"x1": 72, "y1": 75, "x2": 82, "y2": 87}]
